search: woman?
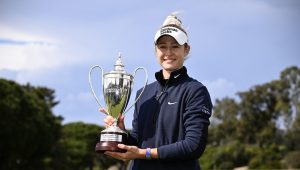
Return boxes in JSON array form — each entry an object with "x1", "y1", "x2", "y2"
[{"x1": 102, "y1": 13, "x2": 212, "y2": 170}]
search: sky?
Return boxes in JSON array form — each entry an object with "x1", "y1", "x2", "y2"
[{"x1": 0, "y1": 0, "x2": 299, "y2": 128}]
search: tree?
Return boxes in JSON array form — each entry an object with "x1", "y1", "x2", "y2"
[
  {"x1": 0, "y1": 79, "x2": 62, "y2": 170},
  {"x1": 205, "y1": 66, "x2": 300, "y2": 169},
  {"x1": 280, "y1": 66, "x2": 300, "y2": 150},
  {"x1": 237, "y1": 81, "x2": 282, "y2": 146},
  {"x1": 49, "y1": 122, "x2": 122, "y2": 170},
  {"x1": 248, "y1": 144, "x2": 283, "y2": 169},
  {"x1": 209, "y1": 97, "x2": 240, "y2": 145},
  {"x1": 282, "y1": 150, "x2": 300, "y2": 169},
  {"x1": 280, "y1": 66, "x2": 300, "y2": 123},
  {"x1": 200, "y1": 141, "x2": 250, "y2": 169}
]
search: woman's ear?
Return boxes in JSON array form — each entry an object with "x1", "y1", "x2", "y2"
[
  {"x1": 184, "y1": 44, "x2": 190, "y2": 56},
  {"x1": 154, "y1": 45, "x2": 158, "y2": 54}
]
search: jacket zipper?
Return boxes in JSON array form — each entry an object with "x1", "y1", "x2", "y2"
[{"x1": 153, "y1": 79, "x2": 170, "y2": 125}]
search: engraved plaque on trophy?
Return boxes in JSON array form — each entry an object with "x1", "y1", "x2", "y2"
[{"x1": 88, "y1": 53, "x2": 147, "y2": 153}]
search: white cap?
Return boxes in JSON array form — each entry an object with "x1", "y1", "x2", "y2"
[{"x1": 154, "y1": 26, "x2": 188, "y2": 45}]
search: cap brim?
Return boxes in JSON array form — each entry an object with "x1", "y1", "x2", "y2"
[{"x1": 154, "y1": 26, "x2": 188, "y2": 45}]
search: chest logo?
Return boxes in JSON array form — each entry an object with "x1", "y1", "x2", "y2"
[
  {"x1": 168, "y1": 101, "x2": 177, "y2": 105},
  {"x1": 174, "y1": 74, "x2": 181, "y2": 79}
]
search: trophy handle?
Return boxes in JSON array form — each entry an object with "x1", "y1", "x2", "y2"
[
  {"x1": 88, "y1": 65, "x2": 104, "y2": 108},
  {"x1": 124, "y1": 67, "x2": 148, "y2": 114}
]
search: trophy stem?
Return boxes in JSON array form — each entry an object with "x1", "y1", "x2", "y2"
[{"x1": 113, "y1": 118, "x2": 118, "y2": 126}]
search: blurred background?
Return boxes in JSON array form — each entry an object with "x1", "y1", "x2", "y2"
[{"x1": 0, "y1": 0, "x2": 299, "y2": 169}]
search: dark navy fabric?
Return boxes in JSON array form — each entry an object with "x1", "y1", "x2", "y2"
[{"x1": 128, "y1": 66, "x2": 212, "y2": 170}]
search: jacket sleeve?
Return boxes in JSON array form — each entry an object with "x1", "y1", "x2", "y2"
[
  {"x1": 127, "y1": 91, "x2": 140, "y2": 146},
  {"x1": 128, "y1": 109, "x2": 139, "y2": 146},
  {"x1": 157, "y1": 85, "x2": 212, "y2": 160}
]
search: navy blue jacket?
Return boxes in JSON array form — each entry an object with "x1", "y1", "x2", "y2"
[{"x1": 128, "y1": 66, "x2": 212, "y2": 170}]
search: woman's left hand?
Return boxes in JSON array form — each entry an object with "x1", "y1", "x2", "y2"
[{"x1": 104, "y1": 144, "x2": 145, "y2": 161}]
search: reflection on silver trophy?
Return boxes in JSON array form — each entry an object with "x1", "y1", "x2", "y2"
[{"x1": 88, "y1": 53, "x2": 148, "y2": 153}]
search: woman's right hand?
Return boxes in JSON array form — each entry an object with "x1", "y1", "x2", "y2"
[{"x1": 99, "y1": 108, "x2": 126, "y2": 130}]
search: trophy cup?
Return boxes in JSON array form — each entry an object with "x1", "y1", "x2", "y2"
[{"x1": 88, "y1": 53, "x2": 148, "y2": 153}]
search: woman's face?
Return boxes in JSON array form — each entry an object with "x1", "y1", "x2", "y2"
[{"x1": 155, "y1": 35, "x2": 190, "y2": 73}]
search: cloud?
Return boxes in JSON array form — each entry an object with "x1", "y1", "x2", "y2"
[
  {"x1": 0, "y1": 26, "x2": 65, "y2": 71},
  {"x1": 0, "y1": 43, "x2": 63, "y2": 71},
  {"x1": 203, "y1": 78, "x2": 237, "y2": 102},
  {"x1": 0, "y1": 26, "x2": 89, "y2": 72},
  {"x1": 0, "y1": 25, "x2": 57, "y2": 43},
  {"x1": 0, "y1": 38, "x2": 53, "y2": 46}
]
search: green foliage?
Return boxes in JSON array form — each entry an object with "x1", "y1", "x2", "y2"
[
  {"x1": 0, "y1": 79, "x2": 62, "y2": 170},
  {"x1": 238, "y1": 81, "x2": 281, "y2": 145},
  {"x1": 0, "y1": 79, "x2": 121, "y2": 170},
  {"x1": 280, "y1": 66, "x2": 300, "y2": 150},
  {"x1": 200, "y1": 141, "x2": 250, "y2": 169},
  {"x1": 205, "y1": 66, "x2": 300, "y2": 169},
  {"x1": 248, "y1": 144, "x2": 284, "y2": 169},
  {"x1": 48, "y1": 122, "x2": 122, "y2": 170},
  {"x1": 285, "y1": 113, "x2": 300, "y2": 151},
  {"x1": 210, "y1": 98, "x2": 240, "y2": 145},
  {"x1": 282, "y1": 150, "x2": 300, "y2": 169}
]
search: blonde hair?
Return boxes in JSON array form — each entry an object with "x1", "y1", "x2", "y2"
[{"x1": 161, "y1": 12, "x2": 188, "y2": 36}]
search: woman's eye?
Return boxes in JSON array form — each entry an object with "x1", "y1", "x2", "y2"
[{"x1": 158, "y1": 45, "x2": 167, "y2": 49}]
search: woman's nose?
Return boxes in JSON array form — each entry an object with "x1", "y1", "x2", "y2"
[{"x1": 165, "y1": 47, "x2": 173, "y2": 55}]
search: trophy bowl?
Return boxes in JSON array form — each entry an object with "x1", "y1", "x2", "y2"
[{"x1": 89, "y1": 53, "x2": 147, "y2": 153}]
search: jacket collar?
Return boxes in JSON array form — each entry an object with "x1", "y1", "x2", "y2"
[{"x1": 155, "y1": 66, "x2": 189, "y2": 85}]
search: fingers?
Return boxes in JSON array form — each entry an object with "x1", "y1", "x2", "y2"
[
  {"x1": 104, "y1": 145, "x2": 132, "y2": 161},
  {"x1": 118, "y1": 144, "x2": 137, "y2": 153},
  {"x1": 100, "y1": 108, "x2": 113, "y2": 127},
  {"x1": 104, "y1": 151, "x2": 127, "y2": 162},
  {"x1": 118, "y1": 114, "x2": 125, "y2": 122},
  {"x1": 117, "y1": 114, "x2": 126, "y2": 130},
  {"x1": 104, "y1": 145, "x2": 139, "y2": 161},
  {"x1": 99, "y1": 107, "x2": 108, "y2": 115},
  {"x1": 118, "y1": 144, "x2": 129, "y2": 150},
  {"x1": 100, "y1": 109, "x2": 126, "y2": 129},
  {"x1": 103, "y1": 115, "x2": 115, "y2": 127}
]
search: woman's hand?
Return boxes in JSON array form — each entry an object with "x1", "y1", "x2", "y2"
[
  {"x1": 99, "y1": 108, "x2": 125, "y2": 130},
  {"x1": 104, "y1": 144, "x2": 145, "y2": 161}
]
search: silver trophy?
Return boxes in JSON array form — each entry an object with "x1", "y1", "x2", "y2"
[{"x1": 89, "y1": 53, "x2": 148, "y2": 153}]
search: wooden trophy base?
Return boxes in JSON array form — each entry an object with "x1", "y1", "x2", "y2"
[
  {"x1": 95, "y1": 128, "x2": 128, "y2": 153},
  {"x1": 95, "y1": 141, "x2": 127, "y2": 153}
]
